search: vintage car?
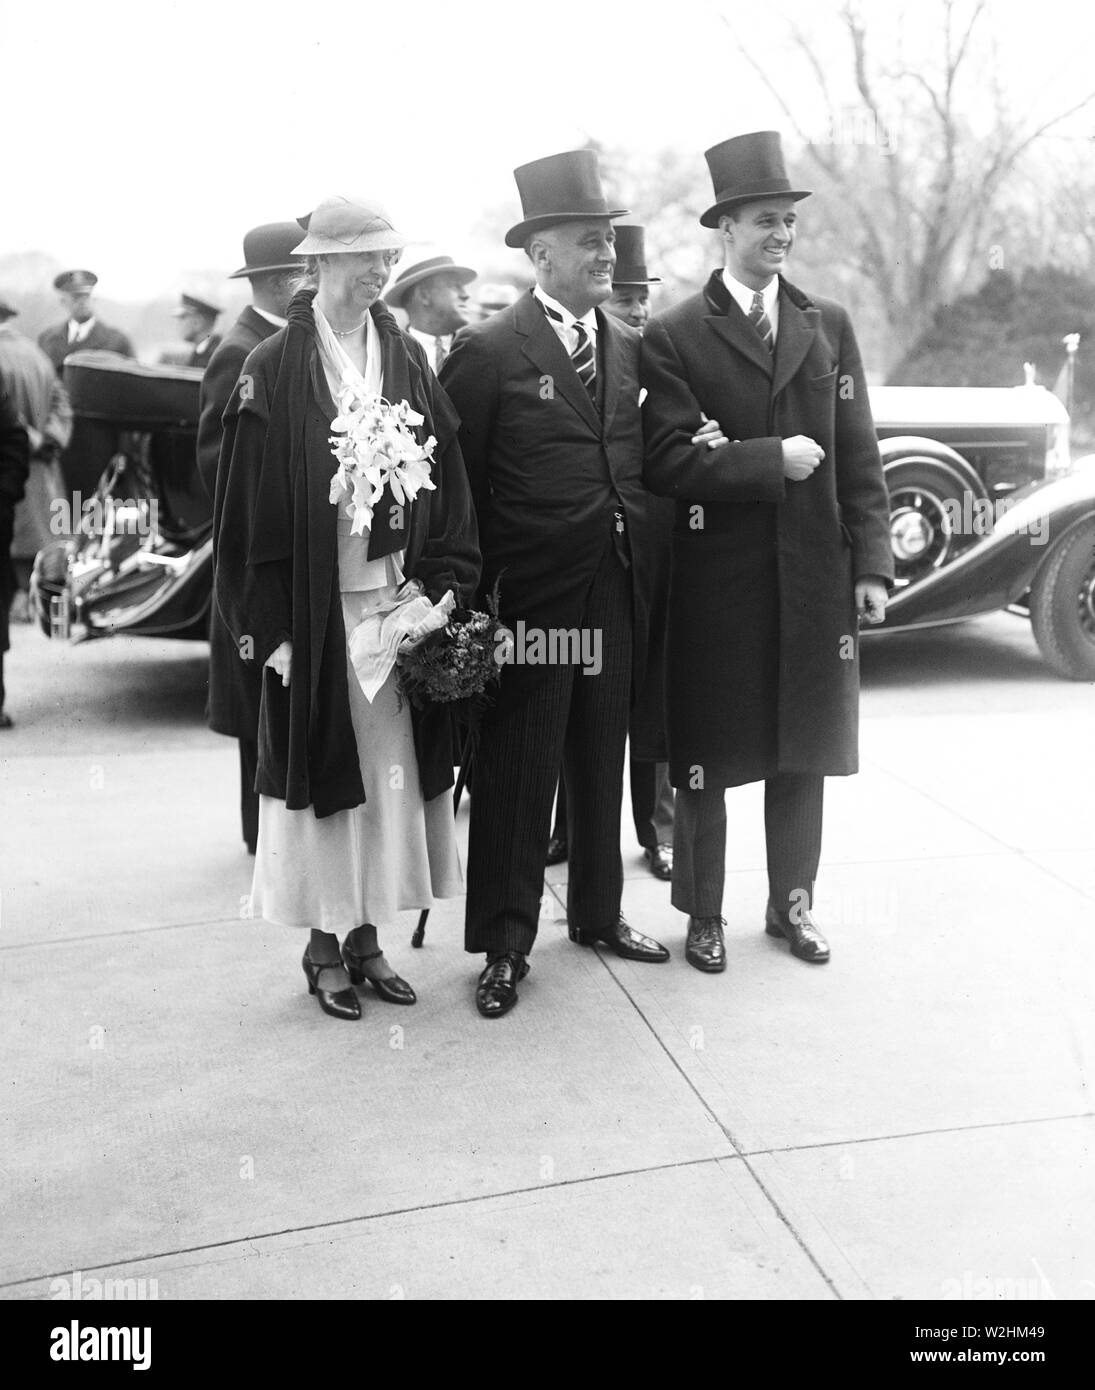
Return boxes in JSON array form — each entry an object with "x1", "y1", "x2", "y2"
[
  {"x1": 32, "y1": 356, "x2": 1095, "y2": 680},
  {"x1": 869, "y1": 383, "x2": 1095, "y2": 679}
]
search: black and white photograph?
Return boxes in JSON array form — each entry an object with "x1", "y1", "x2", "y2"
[{"x1": 1, "y1": 0, "x2": 1093, "y2": 1338}]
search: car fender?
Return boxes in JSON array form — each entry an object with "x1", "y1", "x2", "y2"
[
  {"x1": 878, "y1": 460, "x2": 1095, "y2": 630},
  {"x1": 879, "y1": 435, "x2": 987, "y2": 501}
]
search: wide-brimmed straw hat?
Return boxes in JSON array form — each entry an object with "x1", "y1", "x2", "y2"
[
  {"x1": 385, "y1": 255, "x2": 477, "y2": 308},
  {"x1": 293, "y1": 195, "x2": 408, "y2": 255}
]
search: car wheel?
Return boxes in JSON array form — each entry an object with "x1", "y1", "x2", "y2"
[
  {"x1": 1030, "y1": 519, "x2": 1095, "y2": 680},
  {"x1": 884, "y1": 457, "x2": 985, "y2": 587}
]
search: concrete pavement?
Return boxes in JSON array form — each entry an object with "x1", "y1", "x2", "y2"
[{"x1": 1, "y1": 611, "x2": 1093, "y2": 1300}]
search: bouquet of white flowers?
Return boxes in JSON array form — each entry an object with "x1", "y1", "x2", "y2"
[{"x1": 328, "y1": 379, "x2": 437, "y2": 534}]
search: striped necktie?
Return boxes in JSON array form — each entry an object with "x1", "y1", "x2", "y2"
[
  {"x1": 434, "y1": 336, "x2": 448, "y2": 373},
  {"x1": 748, "y1": 290, "x2": 774, "y2": 354},
  {"x1": 543, "y1": 302, "x2": 597, "y2": 396}
]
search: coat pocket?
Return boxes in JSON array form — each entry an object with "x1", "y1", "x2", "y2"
[{"x1": 809, "y1": 368, "x2": 838, "y2": 391}]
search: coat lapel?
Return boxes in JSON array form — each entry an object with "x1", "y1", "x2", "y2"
[
  {"x1": 771, "y1": 291, "x2": 821, "y2": 399},
  {"x1": 704, "y1": 303, "x2": 774, "y2": 379},
  {"x1": 515, "y1": 292, "x2": 601, "y2": 435},
  {"x1": 596, "y1": 307, "x2": 622, "y2": 434}
]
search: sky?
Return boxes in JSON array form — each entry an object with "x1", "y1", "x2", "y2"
[{"x1": 3, "y1": 0, "x2": 1094, "y2": 299}]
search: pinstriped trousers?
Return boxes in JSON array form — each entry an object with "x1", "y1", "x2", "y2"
[
  {"x1": 672, "y1": 773, "x2": 825, "y2": 920},
  {"x1": 465, "y1": 539, "x2": 632, "y2": 956}
]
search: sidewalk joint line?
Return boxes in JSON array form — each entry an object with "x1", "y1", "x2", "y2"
[
  {"x1": 586, "y1": 946, "x2": 843, "y2": 1300},
  {"x1": 0, "y1": 1153, "x2": 736, "y2": 1291}
]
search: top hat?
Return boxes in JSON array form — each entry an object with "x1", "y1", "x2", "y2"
[
  {"x1": 384, "y1": 255, "x2": 477, "y2": 308},
  {"x1": 700, "y1": 131, "x2": 811, "y2": 229},
  {"x1": 505, "y1": 150, "x2": 629, "y2": 248},
  {"x1": 228, "y1": 222, "x2": 306, "y2": 279},
  {"x1": 173, "y1": 292, "x2": 222, "y2": 319},
  {"x1": 611, "y1": 225, "x2": 662, "y2": 286},
  {"x1": 53, "y1": 269, "x2": 97, "y2": 293},
  {"x1": 292, "y1": 195, "x2": 408, "y2": 256}
]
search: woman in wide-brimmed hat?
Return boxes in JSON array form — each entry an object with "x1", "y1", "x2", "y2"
[{"x1": 213, "y1": 195, "x2": 481, "y2": 1021}]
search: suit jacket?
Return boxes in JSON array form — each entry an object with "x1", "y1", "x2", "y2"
[
  {"x1": 198, "y1": 306, "x2": 281, "y2": 740},
  {"x1": 439, "y1": 289, "x2": 655, "y2": 711},
  {"x1": 37, "y1": 319, "x2": 134, "y2": 374},
  {"x1": 642, "y1": 271, "x2": 893, "y2": 788}
]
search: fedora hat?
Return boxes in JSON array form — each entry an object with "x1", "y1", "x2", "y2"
[
  {"x1": 700, "y1": 131, "x2": 810, "y2": 229},
  {"x1": 385, "y1": 255, "x2": 477, "y2": 309},
  {"x1": 293, "y1": 195, "x2": 408, "y2": 256},
  {"x1": 173, "y1": 292, "x2": 222, "y2": 318},
  {"x1": 505, "y1": 150, "x2": 629, "y2": 249},
  {"x1": 228, "y1": 222, "x2": 305, "y2": 280},
  {"x1": 611, "y1": 225, "x2": 662, "y2": 286},
  {"x1": 53, "y1": 269, "x2": 97, "y2": 293}
]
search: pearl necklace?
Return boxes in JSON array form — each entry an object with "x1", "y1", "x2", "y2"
[{"x1": 330, "y1": 317, "x2": 367, "y2": 338}]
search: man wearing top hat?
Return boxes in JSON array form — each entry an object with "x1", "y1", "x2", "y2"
[
  {"x1": 38, "y1": 270, "x2": 134, "y2": 374},
  {"x1": 197, "y1": 223, "x2": 304, "y2": 856},
  {"x1": 547, "y1": 224, "x2": 676, "y2": 882},
  {"x1": 385, "y1": 255, "x2": 477, "y2": 375},
  {"x1": 642, "y1": 131, "x2": 893, "y2": 975},
  {"x1": 171, "y1": 293, "x2": 223, "y2": 369},
  {"x1": 441, "y1": 150, "x2": 694, "y2": 1019}
]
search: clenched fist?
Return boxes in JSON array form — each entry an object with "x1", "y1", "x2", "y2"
[{"x1": 782, "y1": 434, "x2": 825, "y2": 482}]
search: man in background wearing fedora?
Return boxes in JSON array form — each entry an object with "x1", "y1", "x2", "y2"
[
  {"x1": 642, "y1": 131, "x2": 893, "y2": 974},
  {"x1": 546, "y1": 224, "x2": 676, "y2": 882},
  {"x1": 38, "y1": 270, "x2": 133, "y2": 374},
  {"x1": 385, "y1": 255, "x2": 477, "y2": 375},
  {"x1": 197, "y1": 222, "x2": 303, "y2": 857},
  {"x1": 441, "y1": 150, "x2": 679, "y2": 1019}
]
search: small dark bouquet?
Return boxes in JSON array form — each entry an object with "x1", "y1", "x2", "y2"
[{"x1": 396, "y1": 578, "x2": 508, "y2": 719}]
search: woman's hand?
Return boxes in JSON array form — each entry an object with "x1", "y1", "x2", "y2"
[
  {"x1": 265, "y1": 640, "x2": 293, "y2": 687},
  {"x1": 692, "y1": 414, "x2": 731, "y2": 449}
]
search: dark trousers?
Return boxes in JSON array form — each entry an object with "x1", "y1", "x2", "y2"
[
  {"x1": 553, "y1": 759, "x2": 674, "y2": 849},
  {"x1": 465, "y1": 541, "x2": 632, "y2": 956},
  {"x1": 672, "y1": 773, "x2": 825, "y2": 919},
  {"x1": 239, "y1": 738, "x2": 259, "y2": 854}
]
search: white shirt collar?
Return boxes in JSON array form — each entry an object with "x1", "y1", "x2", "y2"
[
  {"x1": 721, "y1": 268, "x2": 779, "y2": 320},
  {"x1": 252, "y1": 307, "x2": 287, "y2": 328},
  {"x1": 68, "y1": 317, "x2": 96, "y2": 343},
  {"x1": 406, "y1": 325, "x2": 451, "y2": 351},
  {"x1": 533, "y1": 284, "x2": 597, "y2": 338}
]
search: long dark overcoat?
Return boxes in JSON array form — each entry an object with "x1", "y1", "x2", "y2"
[
  {"x1": 198, "y1": 306, "x2": 281, "y2": 741},
  {"x1": 641, "y1": 272, "x2": 894, "y2": 789},
  {"x1": 439, "y1": 289, "x2": 657, "y2": 716},
  {"x1": 213, "y1": 295, "x2": 481, "y2": 818}
]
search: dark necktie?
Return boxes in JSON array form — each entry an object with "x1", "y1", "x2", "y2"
[
  {"x1": 748, "y1": 290, "x2": 774, "y2": 354},
  {"x1": 543, "y1": 302, "x2": 597, "y2": 396}
]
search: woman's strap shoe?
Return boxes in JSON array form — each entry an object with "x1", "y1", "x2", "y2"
[
  {"x1": 301, "y1": 950, "x2": 362, "y2": 1020},
  {"x1": 341, "y1": 944, "x2": 417, "y2": 1005}
]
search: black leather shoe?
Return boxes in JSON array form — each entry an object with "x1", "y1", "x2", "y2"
[
  {"x1": 476, "y1": 952, "x2": 529, "y2": 1018},
  {"x1": 301, "y1": 950, "x2": 362, "y2": 1020},
  {"x1": 342, "y1": 942, "x2": 416, "y2": 1005},
  {"x1": 685, "y1": 916, "x2": 726, "y2": 973},
  {"x1": 545, "y1": 836, "x2": 568, "y2": 866},
  {"x1": 643, "y1": 844, "x2": 673, "y2": 881},
  {"x1": 765, "y1": 905, "x2": 830, "y2": 963},
  {"x1": 569, "y1": 915, "x2": 670, "y2": 962}
]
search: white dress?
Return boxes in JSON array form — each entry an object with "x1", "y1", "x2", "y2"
[{"x1": 249, "y1": 305, "x2": 463, "y2": 932}]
